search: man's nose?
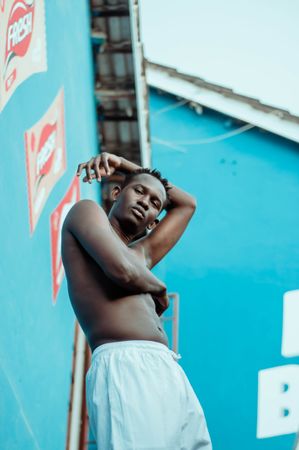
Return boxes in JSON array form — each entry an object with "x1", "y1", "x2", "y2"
[{"x1": 138, "y1": 197, "x2": 149, "y2": 210}]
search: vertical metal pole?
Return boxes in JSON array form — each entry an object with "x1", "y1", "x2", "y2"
[
  {"x1": 67, "y1": 322, "x2": 87, "y2": 450},
  {"x1": 128, "y1": 0, "x2": 151, "y2": 168},
  {"x1": 172, "y1": 294, "x2": 180, "y2": 354}
]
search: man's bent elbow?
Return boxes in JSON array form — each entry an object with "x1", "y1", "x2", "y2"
[
  {"x1": 189, "y1": 196, "x2": 197, "y2": 210},
  {"x1": 183, "y1": 195, "x2": 197, "y2": 211}
]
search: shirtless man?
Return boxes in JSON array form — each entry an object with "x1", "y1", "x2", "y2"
[{"x1": 62, "y1": 152, "x2": 212, "y2": 449}]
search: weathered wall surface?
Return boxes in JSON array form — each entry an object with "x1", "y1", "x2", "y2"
[
  {"x1": 150, "y1": 90, "x2": 299, "y2": 450},
  {"x1": 0, "y1": 2, "x2": 98, "y2": 449}
]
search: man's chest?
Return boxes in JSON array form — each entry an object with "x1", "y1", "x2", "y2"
[{"x1": 128, "y1": 241, "x2": 149, "y2": 268}]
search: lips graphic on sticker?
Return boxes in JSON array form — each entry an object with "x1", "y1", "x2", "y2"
[
  {"x1": 34, "y1": 122, "x2": 57, "y2": 193},
  {"x1": 24, "y1": 88, "x2": 66, "y2": 234},
  {"x1": 4, "y1": 0, "x2": 35, "y2": 76},
  {"x1": 50, "y1": 176, "x2": 80, "y2": 302},
  {"x1": 0, "y1": 0, "x2": 46, "y2": 111}
]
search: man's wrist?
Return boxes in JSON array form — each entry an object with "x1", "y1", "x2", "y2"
[{"x1": 119, "y1": 156, "x2": 142, "y2": 173}]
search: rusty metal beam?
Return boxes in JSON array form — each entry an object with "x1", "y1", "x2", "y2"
[
  {"x1": 95, "y1": 88, "x2": 135, "y2": 101},
  {"x1": 91, "y1": 5, "x2": 129, "y2": 17}
]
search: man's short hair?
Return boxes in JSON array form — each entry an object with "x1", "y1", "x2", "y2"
[{"x1": 121, "y1": 168, "x2": 171, "y2": 201}]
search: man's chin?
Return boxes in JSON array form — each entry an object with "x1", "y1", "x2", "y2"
[{"x1": 120, "y1": 214, "x2": 145, "y2": 234}]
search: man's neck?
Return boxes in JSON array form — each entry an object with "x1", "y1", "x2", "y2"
[{"x1": 109, "y1": 216, "x2": 135, "y2": 246}]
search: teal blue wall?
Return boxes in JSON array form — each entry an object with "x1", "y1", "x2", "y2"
[
  {"x1": 0, "y1": 2, "x2": 98, "y2": 449},
  {"x1": 150, "y1": 90, "x2": 299, "y2": 450}
]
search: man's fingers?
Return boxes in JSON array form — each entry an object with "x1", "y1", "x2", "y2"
[
  {"x1": 152, "y1": 292, "x2": 169, "y2": 317},
  {"x1": 85, "y1": 160, "x2": 94, "y2": 183},
  {"x1": 77, "y1": 154, "x2": 114, "y2": 184},
  {"x1": 76, "y1": 163, "x2": 86, "y2": 176},
  {"x1": 83, "y1": 174, "x2": 96, "y2": 182},
  {"x1": 102, "y1": 154, "x2": 110, "y2": 175},
  {"x1": 93, "y1": 157, "x2": 102, "y2": 182}
]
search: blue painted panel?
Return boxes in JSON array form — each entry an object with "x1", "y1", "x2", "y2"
[
  {"x1": 0, "y1": 2, "x2": 98, "y2": 449},
  {"x1": 150, "y1": 90, "x2": 299, "y2": 450}
]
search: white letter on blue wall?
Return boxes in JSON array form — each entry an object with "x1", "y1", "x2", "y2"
[
  {"x1": 257, "y1": 365, "x2": 299, "y2": 437},
  {"x1": 282, "y1": 290, "x2": 299, "y2": 357}
]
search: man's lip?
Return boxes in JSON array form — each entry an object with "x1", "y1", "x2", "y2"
[{"x1": 131, "y1": 206, "x2": 145, "y2": 219}]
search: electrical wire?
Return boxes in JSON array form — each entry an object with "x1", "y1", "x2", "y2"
[
  {"x1": 152, "y1": 98, "x2": 189, "y2": 117},
  {"x1": 152, "y1": 123, "x2": 255, "y2": 152}
]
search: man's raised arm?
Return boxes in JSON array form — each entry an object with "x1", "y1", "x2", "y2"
[
  {"x1": 62, "y1": 199, "x2": 166, "y2": 297},
  {"x1": 140, "y1": 179, "x2": 196, "y2": 268},
  {"x1": 80, "y1": 153, "x2": 197, "y2": 269}
]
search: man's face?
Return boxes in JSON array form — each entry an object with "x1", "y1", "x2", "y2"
[{"x1": 112, "y1": 174, "x2": 167, "y2": 234}]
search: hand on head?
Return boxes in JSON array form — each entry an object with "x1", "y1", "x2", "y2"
[{"x1": 76, "y1": 152, "x2": 121, "y2": 183}]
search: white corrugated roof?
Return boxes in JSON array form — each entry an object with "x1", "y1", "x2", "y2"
[{"x1": 147, "y1": 62, "x2": 299, "y2": 144}]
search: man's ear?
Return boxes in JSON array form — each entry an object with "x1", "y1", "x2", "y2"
[
  {"x1": 147, "y1": 219, "x2": 159, "y2": 231},
  {"x1": 111, "y1": 185, "x2": 121, "y2": 202}
]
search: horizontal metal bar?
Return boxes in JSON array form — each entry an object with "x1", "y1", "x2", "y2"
[
  {"x1": 91, "y1": 30, "x2": 106, "y2": 46},
  {"x1": 91, "y1": 6, "x2": 129, "y2": 17},
  {"x1": 98, "y1": 113, "x2": 137, "y2": 122},
  {"x1": 95, "y1": 88, "x2": 135, "y2": 100},
  {"x1": 99, "y1": 143, "x2": 140, "y2": 153},
  {"x1": 99, "y1": 41, "x2": 132, "y2": 53}
]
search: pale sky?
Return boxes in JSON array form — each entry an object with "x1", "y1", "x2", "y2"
[{"x1": 139, "y1": 0, "x2": 299, "y2": 116}]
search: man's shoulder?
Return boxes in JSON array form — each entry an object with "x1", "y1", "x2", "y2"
[
  {"x1": 73, "y1": 198, "x2": 101, "y2": 210},
  {"x1": 63, "y1": 199, "x2": 107, "y2": 232},
  {"x1": 70, "y1": 199, "x2": 106, "y2": 216}
]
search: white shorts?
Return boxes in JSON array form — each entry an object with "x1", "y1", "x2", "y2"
[{"x1": 86, "y1": 340, "x2": 212, "y2": 450}]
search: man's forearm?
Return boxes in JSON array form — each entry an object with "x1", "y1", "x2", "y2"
[
  {"x1": 164, "y1": 181, "x2": 196, "y2": 210},
  {"x1": 119, "y1": 156, "x2": 142, "y2": 173},
  {"x1": 102, "y1": 250, "x2": 165, "y2": 295},
  {"x1": 125, "y1": 252, "x2": 166, "y2": 295}
]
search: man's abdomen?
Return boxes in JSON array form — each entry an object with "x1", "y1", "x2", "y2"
[{"x1": 73, "y1": 293, "x2": 169, "y2": 352}]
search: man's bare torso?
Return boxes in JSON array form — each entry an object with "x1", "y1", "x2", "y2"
[{"x1": 62, "y1": 229, "x2": 168, "y2": 352}]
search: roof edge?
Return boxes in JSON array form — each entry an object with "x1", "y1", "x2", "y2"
[{"x1": 146, "y1": 60, "x2": 299, "y2": 144}]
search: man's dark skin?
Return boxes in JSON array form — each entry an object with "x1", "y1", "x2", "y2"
[{"x1": 62, "y1": 153, "x2": 196, "y2": 352}]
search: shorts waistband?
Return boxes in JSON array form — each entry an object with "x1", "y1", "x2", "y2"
[{"x1": 91, "y1": 340, "x2": 182, "y2": 362}]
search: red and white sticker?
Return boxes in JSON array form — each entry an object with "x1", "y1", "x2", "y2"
[
  {"x1": 25, "y1": 88, "x2": 66, "y2": 234},
  {"x1": 0, "y1": 0, "x2": 47, "y2": 111},
  {"x1": 50, "y1": 176, "x2": 80, "y2": 303}
]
